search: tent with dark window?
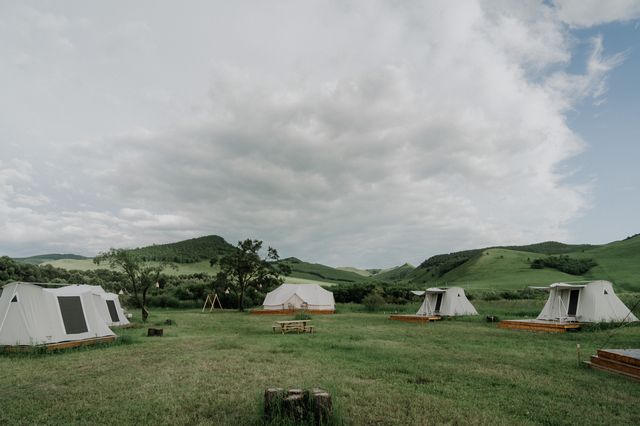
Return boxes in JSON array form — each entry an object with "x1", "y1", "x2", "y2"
[
  {"x1": 534, "y1": 280, "x2": 638, "y2": 323},
  {"x1": 413, "y1": 287, "x2": 478, "y2": 317},
  {"x1": 0, "y1": 282, "x2": 115, "y2": 347},
  {"x1": 49, "y1": 285, "x2": 130, "y2": 327}
]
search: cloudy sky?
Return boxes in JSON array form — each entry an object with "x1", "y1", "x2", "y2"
[{"x1": 1, "y1": 0, "x2": 639, "y2": 268}]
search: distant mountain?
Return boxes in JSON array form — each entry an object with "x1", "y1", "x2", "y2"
[{"x1": 14, "y1": 254, "x2": 90, "y2": 265}]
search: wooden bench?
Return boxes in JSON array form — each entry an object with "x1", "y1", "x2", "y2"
[{"x1": 273, "y1": 320, "x2": 314, "y2": 334}]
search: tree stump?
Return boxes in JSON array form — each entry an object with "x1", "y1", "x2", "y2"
[
  {"x1": 147, "y1": 328, "x2": 163, "y2": 337},
  {"x1": 264, "y1": 387, "x2": 332, "y2": 425},
  {"x1": 283, "y1": 393, "x2": 305, "y2": 423},
  {"x1": 309, "y1": 388, "x2": 332, "y2": 425},
  {"x1": 263, "y1": 388, "x2": 284, "y2": 421}
]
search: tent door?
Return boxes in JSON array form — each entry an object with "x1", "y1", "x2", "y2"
[
  {"x1": 434, "y1": 293, "x2": 443, "y2": 313},
  {"x1": 567, "y1": 290, "x2": 580, "y2": 317}
]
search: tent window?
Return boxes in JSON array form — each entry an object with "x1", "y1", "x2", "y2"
[
  {"x1": 11, "y1": 295, "x2": 18, "y2": 302},
  {"x1": 57, "y1": 296, "x2": 89, "y2": 334},
  {"x1": 106, "y1": 300, "x2": 120, "y2": 322}
]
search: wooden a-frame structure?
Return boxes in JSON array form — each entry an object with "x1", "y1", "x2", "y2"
[{"x1": 202, "y1": 293, "x2": 223, "y2": 312}]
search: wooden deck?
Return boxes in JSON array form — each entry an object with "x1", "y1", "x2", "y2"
[
  {"x1": 388, "y1": 315, "x2": 441, "y2": 324},
  {"x1": 586, "y1": 349, "x2": 640, "y2": 381},
  {"x1": 497, "y1": 319, "x2": 582, "y2": 332},
  {"x1": 250, "y1": 309, "x2": 335, "y2": 315},
  {"x1": 2, "y1": 335, "x2": 117, "y2": 352}
]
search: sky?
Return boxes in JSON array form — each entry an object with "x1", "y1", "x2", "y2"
[{"x1": 1, "y1": 0, "x2": 639, "y2": 268}]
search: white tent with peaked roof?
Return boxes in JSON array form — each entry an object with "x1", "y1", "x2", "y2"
[
  {"x1": 414, "y1": 287, "x2": 478, "y2": 316},
  {"x1": 0, "y1": 282, "x2": 115, "y2": 347},
  {"x1": 262, "y1": 283, "x2": 335, "y2": 312},
  {"x1": 535, "y1": 280, "x2": 638, "y2": 323}
]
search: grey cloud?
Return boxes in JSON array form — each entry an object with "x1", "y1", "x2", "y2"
[{"x1": 0, "y1": 1, "x2": 629, "y2": 266}]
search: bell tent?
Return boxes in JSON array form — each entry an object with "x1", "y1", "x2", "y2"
[
  {"x1": 0, "y1": 282, "x2": 116, "y2": 347},
  {"x1": 261, "y1": 283, "x2": 335, "y2": 313},
  {"x1": 534, "y1": 280, "x2": 638, "y2": 323},
  {"x1": 413, "y1": 287, "x2": 478, "y2": 317}
]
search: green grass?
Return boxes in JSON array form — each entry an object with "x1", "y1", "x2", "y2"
[{"x1": 2, "y1": 303, "x2": 640, "y2": 425}]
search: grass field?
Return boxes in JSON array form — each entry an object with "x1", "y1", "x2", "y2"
[{"x1": 2, "y1": 301, "x2": 640, "y2": 425}]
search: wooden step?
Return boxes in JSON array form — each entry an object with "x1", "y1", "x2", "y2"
[
  {"x1": 498, "y1": 319, "x2": 582, "y2": 333},
  {"x1": 388, "y1": 315, "x2": 440, "y2": 323},
  {"x1": 590, "y1": 355, "x2": 640, "y2": 378},
  {"x1": 597, "y1": 349, "x2": 640, "y2": 368}
]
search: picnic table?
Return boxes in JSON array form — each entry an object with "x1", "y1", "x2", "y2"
[{"x1": 272, "y1": 320, "x2": 315, "y2": 334}]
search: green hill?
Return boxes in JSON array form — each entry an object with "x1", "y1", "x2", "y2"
[
  {"x1": 128, "y1": 235, "x2": 235, "y2": 263},
  {"x1": 575, "y1": 234, "x2": 640, "y2": 291},
  {"x1": 370, "y1": 263, "x2": 415, "y2": 282},
  {"x1": 279, "y1": 257, "x2": 368, "y2": 284},
  {"x1": 14, "y1": 254, "x2": 90, "y2": 265},
  {"x1": 336, "y1": 266, "x2": 372, "y2": 277},
  {"x1": 409, "y1": 236, "x2": 640, "y2": 291}
]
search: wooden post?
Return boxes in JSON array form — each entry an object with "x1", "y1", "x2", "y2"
[{"x1": 283, "y1": 393, "x2": 305, "y2": 423}]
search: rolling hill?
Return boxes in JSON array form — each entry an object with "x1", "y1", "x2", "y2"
[
  {"x1": 13, "y1": 234, "x2": 640, "y2": 291},
  {"x1": 409, "y1": 236, "x2": 640, "y2": 291}
]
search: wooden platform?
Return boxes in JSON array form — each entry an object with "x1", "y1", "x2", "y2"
[
  {"x1": 250, "y1": 309, "x2": 335, "y2": 315},
  {"x1": 2, "y1": 335, "x2": 117, "y2": 352},
  {"x1": 586, "y1": 349, "x2": 640, "y2": 381},
  {"x1": 388, "y1": 315, "x2": 441, "y2": 324},
  {"x1": 497, "y1": 319, "x2": 582, "y2": 332}
]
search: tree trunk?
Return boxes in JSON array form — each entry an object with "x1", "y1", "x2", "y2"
[
  {"x1": 142, "y1": 287, "x2": 149, "y2": 322},
  {"x1": 238, "y1": 286, "x2": 245, "y2": 312}
]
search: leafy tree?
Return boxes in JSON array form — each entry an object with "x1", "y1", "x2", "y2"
[
  {"x1": 94, "y1": 248, "x2": 174, "y2": 321},
  {"x1": 211, "y1": 239, "x2": 290, "y2": 311}
]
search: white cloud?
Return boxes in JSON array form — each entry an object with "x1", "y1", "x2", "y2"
[
  {"x1": 554, "y1": 0, "x2": 640, "y2": 27},
  {"x1": 0, "y1": 1, "x2": 631, "y2": 265}
]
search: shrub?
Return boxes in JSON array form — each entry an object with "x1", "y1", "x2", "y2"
[{"x1": 362, "y1": 293, "x2": 386, "y2": 311}]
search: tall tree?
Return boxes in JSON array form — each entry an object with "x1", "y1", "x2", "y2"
[
  {"x1": 211, "y1": 239, "x2": 290, "y2": 311},
  {"x1": 94, "y1": 248, "x2": 174, "y2": 321}
]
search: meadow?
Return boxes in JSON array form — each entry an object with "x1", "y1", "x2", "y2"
[{"x1": 2, "y1": 300, "x2": 639, "y2": 425}]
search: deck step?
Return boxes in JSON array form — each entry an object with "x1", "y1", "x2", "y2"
[
  {"x1": 596, "y1": 349, "x2": 640, "y2": 368},
  {"x1": 389, "y1": 315, "x2": 440, "y2": 323},
  {"x1": 497, "y1": 320, "x2": 582, "y2": 333},
  {"x1": 591, "y1": 355, "x2": 640, "y2": 378},
  {"x1": 586, "y1": 360, "x2": 640, "y2": 381}
]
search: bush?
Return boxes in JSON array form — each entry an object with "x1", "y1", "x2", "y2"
[
  {"x1": 530, "y1": 255, "x2": 597, "y2": 275},
  {"x1": 362, "y1": 293, "x2": 386, "y2": 311}
]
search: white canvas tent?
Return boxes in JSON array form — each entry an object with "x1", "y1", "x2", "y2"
[
  {"x1": 48, "y1": 285, "x2": 130, "y2": 327},
  {"x1": 262, "y1": 283, "x2": 335, "y2": 312},
  {"x1": 534, "y1": 280, "x2": 638, "y2": 323},
  {"x1": 0, "y1": 282, "x2": 116, "y2": 347},
  {"x1": 414, "y1": 287, "x2": 478, "y2": 317}
]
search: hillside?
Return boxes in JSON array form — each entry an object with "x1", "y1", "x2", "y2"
[
  {"x1": 14, "y1": 254, "x2": 90, "y2": 265},
  {"x1": 279, "y1": 258, "x2": 368, "y2": 284},
  {"x1": 127, "y1": 235, "x2": 235, "y2": 263},
  {"x1": 370, "y1": 263, "x2": 415, "y2": 282},
  {"x1": 409, "y1": 236, "x2": 640, "y2": 291}
]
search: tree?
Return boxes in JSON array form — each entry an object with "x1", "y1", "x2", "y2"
[
  {"x1": 94, "y1": 248, "x2": 174, "y2": 322},
  {"x1": 211, "y1": 239, "x2": 290, "y2": 312}
]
